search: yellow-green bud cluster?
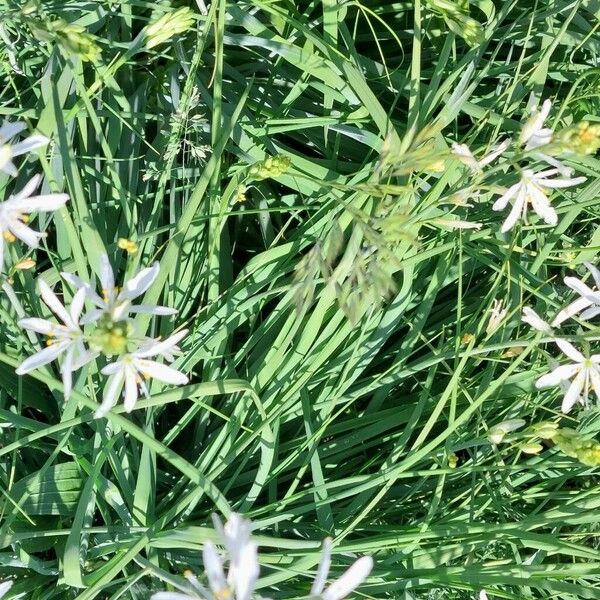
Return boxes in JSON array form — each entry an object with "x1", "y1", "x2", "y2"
[
  {"x1": 248, "y1": 155, "x2": 291, "y2": 181},
  {"x1": 89, "y1": 317, "x2": 132, "y2": 356},
  {"x1": 143, "y1": 8, "x2": 196, "y2": 50},
  {"x1": 557, "y1": 121, "x2": 600, "y2": 155},
  {"x1": 29, "y1": 18, "x2": 101, "y2": 62},
  {"x1": 554, "y1": 428, "x2": 600, "y2": 467}
]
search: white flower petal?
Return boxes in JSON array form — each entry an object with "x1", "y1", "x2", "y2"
[
  {"x1": 500, "y1": 186, "x2": 526, "y2": 233},
  {"x1": 528, "y1": 185, "x2": 557, "y2": 225},
  {"x1": 479, "y1": 138, "x2": 510, "y2": 166},
  {"x1": 536, "y1": 364, "x2": 580, "y2": 388},
  {"x1": 9, "y1": 174, "x2": 42, "y2": 201},
  {"x1": 233, "y1": 541, "x2": 260, "y2": 600},
  {"x1": 39, "y1": 279, "x2": 74, "y2": 328},
  {"x1": 552, "y1": 296, "x2": 594, "y2": 326},
  {"x1": 60, "y1": 345, "x2": 74, "y2": 399},
  {"x1": 134, "y1": 359, "x2": 189, "y2": 385},
  {"x1": 13, "y1": 192, "x2": 68, "y2": 213},
  {"x1": 18, "y1": 317, "x2": 58, "y2": 335},
  {"x1": 69, "y1": 287, "x2": 87, "y2": 324},
  {"x1": 537, "y1": 175, "x2": 586, "y2": 189},
  {"x1": 99, "y1": 254, "x2": 115, "y2": 295},
  {"x1": 322, "y1": 556, "x2": 373, "y2": 600},
  {"x1": 134, "y1": 329, "x2": 188, "y2": 359},
  {"x1": 561, "y1": 370, "x2": 586, "y2": 413},
  {"x1": 127, "y1": 304, "x2": 178, "y2": 316},
  {"x1": 492, "y1": 184, "x2": 518, "y2": 211},
  {"x1": 584, "y1": 262, "x2": 600, "y2": 289},
  {"x1": 311, "y1": 538, "x2": 332, "y2": 596},
  {"x1": 16, "y1": 341, "x2": 69, "y2": 374},
  {"x1": 555, "y1": 339, "x2": 585, "y2": 362},
  {"x1": 0, "y1": 121, "x2": 27, "y2": 140},
  {"x1": 579, "y1": 305, "x2": 600, "y2": 321},
  {"x1": 0, "y1": 581, "x2": 13, "y2": 598},
  {"x1": 123, "y1": 366, "x2": 139, "y2": 412},
  {"x1": 564, "y1": 276, "x2": 600, "y2": 302},
  {"x1": 522, "y1": 307, "x2": 552, "y2": 333},
  {"x1": 589, "y1": 367, "x2": 600, "y2": 402},
  {"x1": 96, "y1": 370, "x2": 125, "y2": 418},
  {"x1": 121, "y1": 263, "x2": 159, "y2": 300},
  {"x1": 10, "y1": 135, "x2": 49, "y2": 156},
  {"x1": 203, "y1": 541, "x2": 228, "y2": 597},
  {"x1": 8, "y1": 220, "x2": 44, "y2": 248}
]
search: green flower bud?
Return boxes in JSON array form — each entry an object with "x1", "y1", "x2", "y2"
[
  {"x1": 554, "y1": 428, "x2": 600, "y2": 466},
  {"x1": 520, "y1": 442, "x2": 543, "y2": 455},
  {"x1": 247, "y1": 155, "x2": 291, "y2": 181},
  {"x1": 143, "y1": 8, "x2": 196, "y2": 50},
  {"x1": 528, "y1": 421, "x2": 559, "y2": 440},
  {"x1": 556, "y1": 121, "x2": 600, "y2": 155}
]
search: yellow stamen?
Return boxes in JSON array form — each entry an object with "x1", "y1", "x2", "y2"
[
  {"x1": 118, "y1": 238, "x2": 139, "y2": 254},
  {"x1": 15, "y1": 257, "x2": 36, "y2": 270},
  {"x1": 3, "y1": 231, "x2": 16, "y2": 243}
]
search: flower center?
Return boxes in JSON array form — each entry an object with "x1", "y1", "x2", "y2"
[{"x1": 89, "y1": 316, "x2": 132, "y2": 355}]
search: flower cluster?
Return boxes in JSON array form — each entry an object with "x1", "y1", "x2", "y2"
[
  {"x1": 152, "y1": 513, "x2": 373, "y2": 600},
  {"x1": 451, "y1": 98, "x2": 589, "y2": 233},
  {"x1": 521, "y1": 262, "x2": 600, "y2": 415},
  {"x1": 1, "y1": 118, "x2": 189, "y2": 418},
  {"x1": 16, "y1": 256, "x2": 188, "y2": 417}
]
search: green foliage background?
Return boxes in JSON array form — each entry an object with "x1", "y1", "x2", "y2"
[{"x1": 1, "y1": 0, "x2": 600, "y2": 598}]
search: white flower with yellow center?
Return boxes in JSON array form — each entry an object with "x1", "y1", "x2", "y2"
[
  {"x1": 62, "y1": 254, "x2": 177, "y2": 324},
  {"x1": 535, "y1": 339, "x2": 600, "y2": 413},
  {"x1": 96, "y1": 329, "x2": 188, "y2": 417},
  {"x1": 492, "y1": 168, "x2": 586, "y2": 233},
  {"x1": 0, "y1": 120, "x2": 49, "y2": 176},
  {"x1": 16, "y1": 280, "x2": 97, "y2": 398},
  {"x1": 0, "y1": 174, "x2": 68, "y2": 266}
]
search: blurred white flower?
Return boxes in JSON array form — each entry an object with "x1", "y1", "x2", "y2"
[
  {"x1": 0, "y1": 121, "x2": 49, "y2": 176},
  {"x1": 519, "y1": 99, "x2": 573, "y2": 175},
  {"x1": 520, "y1": 99, "x2": 553, "y2": 149},
  {"x1": 16, "y1": 280, "x2": 97, "y2": 398},
  {"x1": 62, "y1": 254, "x2": 177, "y2": 324},
  {"x1": 492, "y1": 168, "x2": 585, "y2": 233},
  {"x1": 536, "y1": 339, "x2": 600, "y2": 413},
  {"x1": 0, "y1": 581, "x2": 12, "y2": 598},
  {"x1": 487, "y1": 418, "x2": 526, "y2": 444},
  {"x1": 479, "y1": 593, "x2": 489, "y2": 600},
  {"x1": 151, "y1": 513, "x2": 259, "y2": 600},
  {"x1": 97, "y1": 329, "x2": 188, "y2": 417},
  {"x1": 552, "y1": 263, "x2": 600, "y2": 326},
  {"x1": 451, "y1": 139, "x2": 510, "y2": 172},
  {"x1": 311, "y1": 538, "x2": 373, "y2": 600},
  {"x1": 0, "y1": 174, "x2": 68, "y2": 266},
  {"x1": 522, "y1": 306, "x2": 552, "y2": 333},
  {"x1": 486, "y1": 299, "x2": 508, "y2": 334}
]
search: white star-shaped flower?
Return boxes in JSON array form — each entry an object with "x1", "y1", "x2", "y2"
[
  {"x1": 16, "y1": 280, "x2": 97, "y2": 398},
  {"x1": 151, "y1": 513, "x2": 260, "y2": 600},
  {"x1": 519, "y1": 98, "x2": 573, "y2": 175},
  {"x1": 97, "y1": 329, "x2": 188, "y2": 417},
  {"x1": 552, "y1": 262, "x2": 600, "y2": 326},
  {"x1": 0, "y1": 120, "x2": 49, "y2": 176},
  {"x1": 535, "y1": 339, "x2": 600, "y2": 413},
  {"x1": 311, "y1": 538, "x2": 373, "y2": 600},
  {"x1": 62, "y1": 253, "x2": 177, "y2": 324},
  {"x1": 0, "y1": 174, "x2": 68, "y2": 266},
  {"x1": 492, "y1": 168, "x2": 586, "y2": 233}
]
